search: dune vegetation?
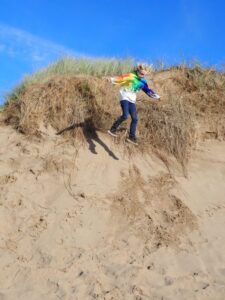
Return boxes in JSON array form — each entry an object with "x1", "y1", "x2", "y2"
[{"x1": 2, "y1": 57, "x2": 225, "y2": 170}]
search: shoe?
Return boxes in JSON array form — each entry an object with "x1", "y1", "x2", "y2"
[
  {"x1": 107, "y1": 129, "x2": 117, "y2": 137},
  {"x1": 127, "y1": 136, "x2": 138, "y2": 145}
]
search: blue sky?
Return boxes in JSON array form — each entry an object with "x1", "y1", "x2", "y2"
[{"x1": 0, "y1": 0, "x2": 225, "y2": 104}]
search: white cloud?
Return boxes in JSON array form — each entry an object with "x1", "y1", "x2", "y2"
[{"x1": 0, "y1": 23, "x2": 82, "y2": 65}]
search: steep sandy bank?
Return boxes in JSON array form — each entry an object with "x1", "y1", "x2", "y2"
[{"x1": 0, "y1": 124, "x2": 225, "y2": 299}]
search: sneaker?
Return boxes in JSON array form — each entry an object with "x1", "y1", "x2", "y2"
[
  {"x1": 107, "y1": 129, "x2": 117, "y2": 137},
  {"x1": 127, "y1": 136, "x2": 138, "y2": 145}
]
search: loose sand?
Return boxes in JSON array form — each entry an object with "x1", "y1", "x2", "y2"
[{"x1": 0, "y1": 124, "x2": 225, "y2": 299}]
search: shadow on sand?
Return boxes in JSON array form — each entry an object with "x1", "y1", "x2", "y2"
[{"x1": 56, "y1": 118, "x2": 119, "y2": 160}]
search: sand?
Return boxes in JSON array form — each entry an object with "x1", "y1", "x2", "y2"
[{"x1": 0, "y1": 123, "x2": 225, "y2": 299}]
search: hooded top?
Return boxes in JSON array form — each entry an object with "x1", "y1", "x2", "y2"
[{"x1": 111, "y1": 72, "x2": 160, "y2": 103}]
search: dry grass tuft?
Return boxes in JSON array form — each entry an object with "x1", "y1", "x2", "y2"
[
  {"x1": 138, "y1": 94, "x2": 196, "y2": 168},
  {"x1": 3, "y1": 76, "x2": 118, "y2": 136},
  {"x1": 173, "y1": 66, "x2": 225, "y2": 139}
]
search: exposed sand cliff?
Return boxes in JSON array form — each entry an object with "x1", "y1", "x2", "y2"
[
  {"x1": 1, "y1": 66, "x2": 225, "y2": 299},
  {"x1": 0, "y1": 122, "x2": 225, "y2": 299}
]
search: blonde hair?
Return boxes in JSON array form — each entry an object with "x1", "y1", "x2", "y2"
[{"x1": 134, "y1": 63, "x2": 151, "y2": 74}]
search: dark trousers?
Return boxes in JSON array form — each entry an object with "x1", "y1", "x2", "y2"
[{"x1": 111, "y1": 100, "x2": 138, "y2": 138}]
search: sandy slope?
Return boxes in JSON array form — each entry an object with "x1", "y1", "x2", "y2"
[{"x1": 0, "y1": 124, "x2": 225, "y2": 300}]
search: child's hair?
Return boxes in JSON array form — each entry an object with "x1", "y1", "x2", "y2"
[{"x1": 134, "y1": 63, "x2": 150, "y2": 73}]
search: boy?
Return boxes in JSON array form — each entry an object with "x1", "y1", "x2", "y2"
[{"x1": 108, "y1": 64, "x2": 160, "y2": 145}]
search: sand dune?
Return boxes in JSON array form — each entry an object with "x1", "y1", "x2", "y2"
[{"x1": 0, "y1": 122, "x2": 225, "y2": 299}]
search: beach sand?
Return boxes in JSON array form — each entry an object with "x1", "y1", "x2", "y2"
[{"x1": 0, "y1": 124, "x2": 225, "y2": 299}]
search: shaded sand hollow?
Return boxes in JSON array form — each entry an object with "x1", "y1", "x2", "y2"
[{"x1": 0, "y1": 123, "x2": 225, "y2": 300}]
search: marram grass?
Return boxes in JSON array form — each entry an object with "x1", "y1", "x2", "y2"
[{"x1": 4, "y1": 57, "x2": 136, "y2": 105}]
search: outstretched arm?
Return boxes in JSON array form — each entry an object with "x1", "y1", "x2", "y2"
[
  {"x1": 110, "y1": 73, "x2": 133, "y2": 85},
  {"x1": 142, "y1": 83, "x2": 160, "y2": 100}
]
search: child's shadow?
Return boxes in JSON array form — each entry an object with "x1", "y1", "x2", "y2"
[{"x1": 56, "y1": 118, "x2": 119, "y2": 160}]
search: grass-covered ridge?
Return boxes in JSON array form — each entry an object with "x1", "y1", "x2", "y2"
[
  {"x1": 4, "y1": 57, "x2": 136, "y2": 106},
  {"x1": 2, "y1": 57, "x2": 225, "y2": 170}
]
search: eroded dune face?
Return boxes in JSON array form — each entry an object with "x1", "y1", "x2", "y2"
[
  {"x1": 1, "y1": 66, "x2": 225, "y2": 298},
  {"x1": 0, "y1": 123, "x2": 225, "y2": 300}
]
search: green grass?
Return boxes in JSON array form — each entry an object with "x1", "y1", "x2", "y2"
[
  {"x1": 4, "y1": 57, "x2": 136, "y2": 107},
  {"x1": 24, "y1": 57, "x2": 136, "y2": 84}
]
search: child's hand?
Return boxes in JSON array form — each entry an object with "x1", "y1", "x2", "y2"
[{"x1": 150, "y1": 93, "x2": 160, "y2": 100}]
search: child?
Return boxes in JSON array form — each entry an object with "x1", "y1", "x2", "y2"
[{"x1": 107, "y1": 64, "x2": 160, "y2": 145}]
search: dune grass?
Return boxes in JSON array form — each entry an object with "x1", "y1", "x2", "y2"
[
  {"x1": 2, "y1": 57, "x2": 225, "y2": 170},
  {"x1": 3, "y1": 75, "x2": 196, "y2": 171},
  {"x1": 139, "y1": 94, "x2": 196, "y2": 169},
  {"x1": 25, "y1": 57, "x2": 136, "y2": 83},
  {"x1": 4, "y1": 57, "x2": 135, "y2": 106}
]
